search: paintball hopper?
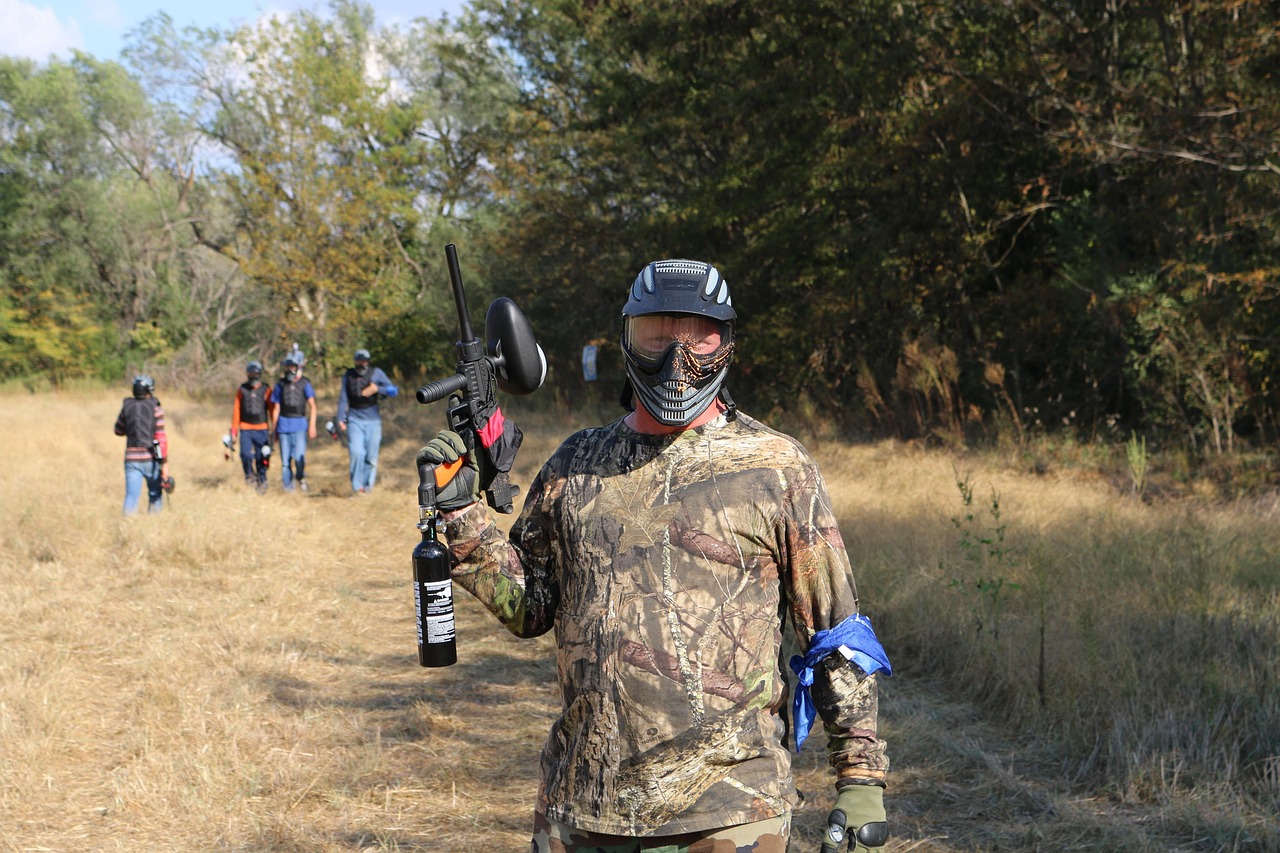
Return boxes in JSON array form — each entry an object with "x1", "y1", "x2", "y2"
[
  {"x1": 415, "y1": 298, "x2": 547, "y2": 405},
  {"x1": 487, "y1": 298, "x2": 548, "y2": 396}
]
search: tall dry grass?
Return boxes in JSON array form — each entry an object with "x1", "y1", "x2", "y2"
[
  {"x1": 816, "y1": 438, "x2": 1280, "y2": 848},
  {"x1": 0, "y1": 388, "x2": 568, "y2": 852},
  {"x1": 2, "y1": 389, "x2": 1277, "y2": 851}
]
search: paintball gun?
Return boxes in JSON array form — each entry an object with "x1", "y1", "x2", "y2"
[
  {"x1": 411, "y1": 243, "x2": 547, "y2": 668},
  {"x1": 325, "y1": 418, "x2": 348, "y2": 447},
  {"x1": 415, "y1": 243, "x2": 547, "y2": 512},
  {"x1": 151, "y1": 439, "x2": 175, "y2": 499}
]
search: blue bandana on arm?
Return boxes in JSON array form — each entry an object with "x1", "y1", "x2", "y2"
[{"x1": 789, "y1": 613, "x2": 892, "y2": 750}]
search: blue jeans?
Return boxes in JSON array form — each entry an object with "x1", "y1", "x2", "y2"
[
  {"x1": 240, "y1": 429, "x2": 270, "y2": 485},
  {"x1": 346, "y1": 415, "x2": 382, "y2": 492},
  {"x1": 124, "y1": 459, "x2": 163, "y2": 515},
  {"x1": 278, "y1": 430, "x2": 308, "y2": 490}
]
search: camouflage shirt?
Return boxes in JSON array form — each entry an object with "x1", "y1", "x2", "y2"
[{"x1": 444, "y1": 412, "x2": 888, "y2": 836}]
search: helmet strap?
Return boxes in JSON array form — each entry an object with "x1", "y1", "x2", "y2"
[
  {"x1": 719, "y1": 386, "x2": 738, "y2": 422},
  {"x1": 618, "y1": 378, "x2": 636, "y2": 413}
]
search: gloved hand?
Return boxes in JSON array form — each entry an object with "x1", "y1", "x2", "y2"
[
  {"x1": 416, "y1": 430, "x2": 480, "y2": 512},
  {"x1": 383, "y1": 383, "x2": 399, "y2": 398},
  {"x1": 819, "y1": 785, "x2": 888, "y2": 853}
]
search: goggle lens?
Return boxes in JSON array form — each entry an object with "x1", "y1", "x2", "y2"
[{"x1": 624, "y1": 315, "x2": 728, "y2": 363}]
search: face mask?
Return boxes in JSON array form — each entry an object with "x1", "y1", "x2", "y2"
[{"x1": 622, "y1": 315, "x2": 734, "y2": 426}]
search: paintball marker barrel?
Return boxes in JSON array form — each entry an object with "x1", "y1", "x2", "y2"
[
  {"x1": 415, "y1": 373, "x2": 468, "y2": 405},
  {"x1": 447, "y1": 243, "x2": 477, "y2": 348},
  {"x1": 415, "y1": 243, "x2": 484, "y2": 405}
]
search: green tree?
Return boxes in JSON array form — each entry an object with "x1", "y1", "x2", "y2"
[
  {"x1": 470, "y1": 0, "x2": 919, "y2": 417},
  {"x1": 467, "y1": 0, "x2": 1280, "y2": 447},
  {"x1": 0, "y1": 54, "x2": 239, "y2": 379},
  {"x1": 127, "y1": 2, "x2": 501, "y2": 375}
]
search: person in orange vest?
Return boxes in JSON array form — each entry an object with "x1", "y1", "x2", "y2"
[{"x1": 231, "y1": 360, "x2": 273, "y2": 492}]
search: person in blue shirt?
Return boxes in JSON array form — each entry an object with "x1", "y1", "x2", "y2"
[
  {"x1": 269, "y1": 350, "x2": 317, "y2": 493},
  {"x1": 336, "y1": 347, "x2": 398, "y2": 494}
]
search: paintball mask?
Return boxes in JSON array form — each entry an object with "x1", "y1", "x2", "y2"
[
  {"x1": 282, "y1": 355, "x2": 300, "y2": 380},
  {"x1": 621, "y1": 259, "x2": 736, "y2": 427},
  {"x1": 246, "y1": 360, "x2": 263, "y2": 382}
]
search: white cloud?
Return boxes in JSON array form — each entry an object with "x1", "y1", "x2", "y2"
[
  {"x1": 0, "y1": 0, "x2": 84, "y2": 60},
  {"x1": 83, "y1": 0, "x2": 123, "y2": 30}
]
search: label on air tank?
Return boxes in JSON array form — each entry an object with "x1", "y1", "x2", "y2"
[{"x1": 419, "y1": 579, "x2": 455, "y2": 643}]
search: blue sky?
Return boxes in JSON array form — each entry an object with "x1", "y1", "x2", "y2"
[{"x1": 0, "y1": 0, "x2": 468, "y2": 63}]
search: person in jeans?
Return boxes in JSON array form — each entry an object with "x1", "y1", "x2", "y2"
[
  {"x1": 231, "y1": 360, "x2": 273, "y2": 492},
  {"x1": 336, "y1": 348, "x2": 398, "y2": 494},
  {"x1": 417, "y1": 259, "x2": 891, "y2": 853},
  {"x1": 269, "y1": 351, "x2": 317, "y2": 493},
  {"x1": 113, "y1": 374, "x2": 169, "y2": 515}
]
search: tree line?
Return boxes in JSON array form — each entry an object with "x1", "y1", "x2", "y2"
[{"x1": 2, "y1": 0, "x2": 1277, "y2": 453}]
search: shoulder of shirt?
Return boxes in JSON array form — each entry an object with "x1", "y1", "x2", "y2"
[
  {"x1": 724, "y1": 411, "x2": 816, "y2": 460},
  {"x1": 555, "y1": 421, "x2": 618, "y2": 450}
]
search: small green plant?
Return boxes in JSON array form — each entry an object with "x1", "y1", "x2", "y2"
[
  {"x1": 946, "y1": 470, "x2": 1021, "y2": 641},
  {"x1": 1126, "y1": 431, "x2": 1149, "y2": 497}
]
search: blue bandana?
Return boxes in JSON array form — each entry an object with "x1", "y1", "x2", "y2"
[{"x1": 789, "y1": 613, "x2": 892, "y2": 750}]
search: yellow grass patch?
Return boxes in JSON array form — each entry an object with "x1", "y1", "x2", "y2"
[{"x1": 1, "y1": 391, "x2": 1275, "y2": 851}]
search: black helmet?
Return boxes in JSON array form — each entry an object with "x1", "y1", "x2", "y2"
[
  {"x1": 622, "y1": 259, "x2": 736, "y2": 323},
  {"x1": 132, "y1": 374, "x2": 155, "y2": 398},
  {"x1": 620, "y1": 259, "x2": 735, "y2": 426}
]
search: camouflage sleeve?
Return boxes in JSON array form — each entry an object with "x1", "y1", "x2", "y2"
[
  {"x1": 443, "y1": 462, "x2": 561, "y2": 639},
  {"x1": 780, "y1": 454, "x2": 889, "y2": 788}
]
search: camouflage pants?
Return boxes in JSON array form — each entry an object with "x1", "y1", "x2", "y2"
[{"x1": 530, "y1": 811, "x2": 790, "y2": 853}]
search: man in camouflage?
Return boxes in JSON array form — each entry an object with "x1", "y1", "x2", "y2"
[{"x1": 419, "y1": 259, "x2": 890, "y2": 852}]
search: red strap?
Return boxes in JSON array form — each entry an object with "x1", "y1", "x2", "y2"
[{"x1": 477, "y1": 406, "x2": 505, "y2": 449}]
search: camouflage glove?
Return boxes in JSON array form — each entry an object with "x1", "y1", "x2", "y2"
[
  {"x1": 415, "y1": 430, "x2": 480, "y2": 512},
  {"x1": 819, "y1": 785, "x2": 888, "y2": 853}
]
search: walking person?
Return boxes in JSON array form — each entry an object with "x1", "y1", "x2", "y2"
[
  {"x1": 269, "y1": 351, "x2": 317, "y2": 493},
  {"x1": 113, "y1": 374, "x2": 169, "y2": 515},
  {"x1": 231, "y1": 360, "x2": 273, "y2": 492},
  {"x1": 336, "y1": 348, "x2": 398, "y2": 495},
  {"x1": 417, "y1": 259, "x2": 891, "y2": 852}
]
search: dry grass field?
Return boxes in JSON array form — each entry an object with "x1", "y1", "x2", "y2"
[{"x1": 1, "y1": 388, "x2": 1276, "y2": 852}]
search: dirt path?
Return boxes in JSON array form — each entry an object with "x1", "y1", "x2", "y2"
[{"x1": 783, "y1": 676, "x2": 1213, "y2": 852}]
